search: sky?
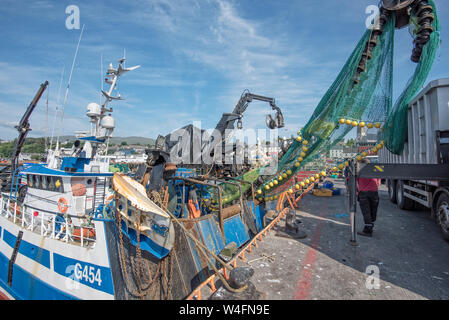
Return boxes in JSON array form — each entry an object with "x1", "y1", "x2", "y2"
[{"x1": 0, "y1": 0, "x2": 448, "y2": 142}]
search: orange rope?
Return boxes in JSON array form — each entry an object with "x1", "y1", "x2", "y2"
[{"x1": 186, "y1": 182, "x2": 318, "y2": 300}]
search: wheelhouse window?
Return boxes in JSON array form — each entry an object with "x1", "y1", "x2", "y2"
[
  {"x1": 45, "y1": 176, "x2": 51, "y2": 189},
  {"x1": 54, "y1": 177, "x2": 63, "y2": 193},
  {"x1": 26, "y1": 175, "x2": 64, "y2": 193},
  {"x1": 48, "y1": 176, "x2": 55, "y2": 191}
]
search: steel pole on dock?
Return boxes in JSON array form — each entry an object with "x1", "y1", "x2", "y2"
[{"x1": 348, "y1": 160, "x2": 358, "y2": 246}]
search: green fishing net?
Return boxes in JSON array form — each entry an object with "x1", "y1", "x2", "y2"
[
  {"x1": 216, "y1": 0, "x2": 440, "y2": 202},
  {"x1": 383, "y1": 0, "x2": 440, "y2": 154}
]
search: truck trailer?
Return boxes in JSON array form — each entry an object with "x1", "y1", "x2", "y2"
[{"x1": 378, "y1": 78, "x2": 449, "y2": 240}]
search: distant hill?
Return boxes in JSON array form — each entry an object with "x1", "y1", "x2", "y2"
[
  {"x1": 109, "y1": 136, "x2": 155, "y2": 146},
  {"x1": 0, "y1": 136, "x2": 156, "y2": 158},
  {"x1": 56, "y1": 135, "x2": 155, "y2": 146}
]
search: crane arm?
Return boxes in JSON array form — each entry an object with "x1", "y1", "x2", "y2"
[
  {"x1": 232, "y1": 92, "x2": 282, "y2": 118},
  {"x1": 215, "y1": 91, "x2": 284, "y2": 135},
  {"x1": 10, "y1": 81, "x2": 49, "y2": 173}
]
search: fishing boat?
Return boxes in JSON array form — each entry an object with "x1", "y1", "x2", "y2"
[
  {"x1": 0, "y1": 45, "x2": 295, "y2": 300},
  {"x1": 0, "y1": 53, "x2": 270, "y2": 300},
  {"x1": 0, "y1": 56, "x2": 144, "y2": 300}
]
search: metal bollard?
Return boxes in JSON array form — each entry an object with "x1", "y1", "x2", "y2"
[{"x1": 348, "y1": 160, "x2": 358, "y2": 246}]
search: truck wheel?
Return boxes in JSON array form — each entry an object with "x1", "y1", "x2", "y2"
[
  {"x1": 436, "y1": 193, "x2": 449, "y2": 241},
  {"x1": 396, "y1": 180, "x2": 414, "y2": 210},
  {"x1": 388, "y1": 179, "x2": 397, "y2": 204}
]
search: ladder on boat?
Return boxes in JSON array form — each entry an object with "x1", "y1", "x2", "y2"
[{"x1": 93, "y1": 177, "x2": 107, "y2": 212}]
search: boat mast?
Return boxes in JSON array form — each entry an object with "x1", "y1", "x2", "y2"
[
  {"x1": 56, "y1": 24, "x2": 85, "y2": 151},
  {"x1": 94, "y1": 53, "x2": 140, "y2": 152},
  {"x1": 49, "y1": 65, "x2": 65, "y2": 151}
]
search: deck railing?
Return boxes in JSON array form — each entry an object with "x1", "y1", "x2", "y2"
[{"x1": 0, "y1": 193, "x2": 97, "y2": 247}]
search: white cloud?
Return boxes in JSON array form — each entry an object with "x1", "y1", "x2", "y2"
[
  {"x1": 1, "y1": 0, "x2": 397, "y2": 141},
  {"x1": 123, "y1": 0, "x2": 328, "y2": 136}
]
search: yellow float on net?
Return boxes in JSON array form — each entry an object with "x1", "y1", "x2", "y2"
[
  {"x1": 359, "y1": 121, "x2": 366, "y2": 128},
  {"x1": 278, "y1": 176, "x2": 283, "y2": 181},
  {"x1": 367, "y1": 123, "x2": 373, "y2": 129},
  {"x1": 287, "y1": 169, "x2": 292, "y2": 175},
  {"x1": 282, "y1": 173, "x2": 287, "y2": 178},
  {"x1": 264, "y1": 197, "x2": 269, "y2": 202},
  {"x1": 289, "y1": 189, "x2": 293, "y2": 194},
  {"x1": 321, "y1": 171, "x2": 327, "y2": 177},
  {"x1": 257, "y1": 189, "x2": 262, "y2": 195},
  {"x1": 296, "y1": 136, "x2": 302, "y2": 142},
  {"x1": 377, "y1": 143, "x2": 383, "y2": 149},
  {"x1": 305, "y1": 179, "x2": 310, "y2": 184},
  {"x1": 297, "y1": 130, "x2": 302, "y2": 136},
  {"x1": 274, "y1": 180, "x2": 278, "y2": 185},
  {"x1": 362, "y1": 151, "x2": 368, "y2": 157},
  {"x1": 297, "y1": 157, "x2": 303, "y2": 162},
  {"x1": 339, "y1": 118, "x2": 346, "y2": 124},
  {"x1": 310, "y1": 176, "x2": 316, "y2": 182},
  {"x1": 372, "y1": 147, "x2": 378, "y2": 153},
  {"x1": 345, "y1": 119, "x2": 352, "y2": 125},
  {"x1": 300, "y1": 152, "x2": 306, "y2": 158},
  {"x1": 315, "y1": 173, "x2": 320, "y2": 179},
  {"x1": 356, "y1": 155, "x2": 362, "y2": 161},
  {"x1": 352, "y1": 121, "x2": 358, "y2": 127},
  {"x1": 269, "y1": 182, "x2": 274, "y2": 187},
  {"x1": 300, "y1": 181, "x2": 306, "y2": 187},
  {"x1": 295, "y1": 162, "x2": 300, "y2": 168},
  {"x1": 302, "y1": 146, "x2": 308, "y2": 152},
  {"x1": 374, "y1": 122, "x2": 382, "y2": 129},
  {"x1": 295, "y1": 184, "x2": 300, "y2": 190},
  {"x1": 338, "y1": 163, "x2": 344, "y2": 170},
  {"x1": 302, "y1": 140, "x2": 309, "y2": 146},
  {"x1": 265, "y1": 185, "x2": 270, "y2": 190},
  {"x1": 333, "y1": 167, "x2": 338, "y2": 172}
]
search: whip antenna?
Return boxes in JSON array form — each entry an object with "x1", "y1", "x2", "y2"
[{"x1": 56, "y1": 24, "x2": 85, "y2": 150}]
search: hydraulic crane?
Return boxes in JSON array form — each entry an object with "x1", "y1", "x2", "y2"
[
  {"x1": 134, "y1": 91, "x2": 285, "y2": 193},
  {"x1": 207, "y1": 90, "x2": 284, "y2": 176},
  {"x1": 215, "y1": 90, "x2": 284, "y2": 134},
  {"x1": 0, "y1": 81, "x2": 49, "y2": 192}
]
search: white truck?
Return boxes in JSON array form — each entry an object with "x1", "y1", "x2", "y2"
[{"x1": 379, "y1": 78, "x2": 449, "y2": 240}]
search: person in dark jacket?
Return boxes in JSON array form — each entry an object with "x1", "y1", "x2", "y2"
[{"x1": 357, "y1": 158, "x2": 381, "y2": 237}]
